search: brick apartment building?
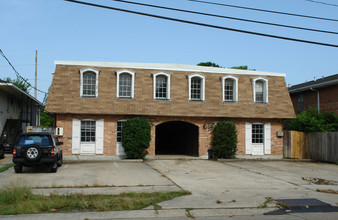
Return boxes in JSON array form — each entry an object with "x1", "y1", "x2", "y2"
[
  {"x1": 288, "y1": 74, "x2": 338, "y2": 114},
  {"x1": 45, "y1": 61, "x2": 295, "y2": 159}
]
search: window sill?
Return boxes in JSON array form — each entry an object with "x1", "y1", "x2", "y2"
[
  {"x1": 117, "y1": 97, "x2": 133, "y2": 100},
  {"x1": 254, "y1": 102, "x2": 269, "y2": 105},
  {"x1": 154, "y1": 99, "x2": 171, "y2": 101},
  {"x1": 80, "y1": 96, "x2": 97, "y2": 99},
  {"x1": 223, "y1": 100, "x2": 238, "y2": 103},
  {"x1": 189, "y1": 100, "x2": 205, "y2": 102}
]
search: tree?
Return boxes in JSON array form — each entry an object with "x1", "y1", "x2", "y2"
[
  {"x1": 40, "y1": 86, "x2": 55, "y2": 127},
  {"x1": 212, "y1": 121, "x2": 238, "y2": 159},
  {"x1": 230, "y1": 65, "x2": 248, "y2": 70},
  {"x1": 284, "y1": 108, "x2": 338, "y2": 132},
  {"x1": 4, "y1": 77, "x2": 31, "y2": 92},
  {"x1": 230, "y1": 65, "x2": 256, "y2": 71},
  {"x1": 197, "y1": 62, "x2": 221, "y2": 67},
  {"x1": 40, "y1": 107, "x2": 55, "y2": 127},
  {"x1": 122, "y1": 118, "x2": 151, "y2": 159}
]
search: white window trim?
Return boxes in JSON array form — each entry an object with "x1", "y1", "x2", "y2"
[
  {"x1": 221, "y1": 75, "x2": 238, "y2": 102},
  {"x1": 188, "y1": 73, "x2": 205, "y2": 101},
  {"x1": 252, "y1": 77, "x2": 268, "y2": 104},
  {"x1": 153, "y1": 72, "x2": 171, "y2": 100},
  {"x1": 80, "y1": 68, "x2": 100, "y2": 98},
  {"x1": 116, "y1": 69, "x2": 135, "y2": 99}
]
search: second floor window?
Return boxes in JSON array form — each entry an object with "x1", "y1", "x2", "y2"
[
  {"x1": 119, "y1": 73, "x2": 132, "y2": 97},
  {"x1": 80, "y1": 68, "x2": 99, "y2": 98},
  {"x1": 188, "y1": 74, "x2": 205, "y2": 101},
  {"x1": 117, "y1": 70, "x2": 135, "y2": 99},
  {"x1": 224, "y1": 79, "x2": 234, "y2": 101},
  {"x1": 153, "y1": 72, "x2": 171, "y2": 100},
  {"x1": 253, "y1": 77, "x2": 268, "y2": 104},
  {"x1": 83, "y1": 72, "x2": 96, "y2": 96},
  {"x1": 222, "y1": 76, "x2": 238, "y2": 102},
  {"x1": 255, "y1": 81, "x2": 264, "y2": 103},
  {"x1": 191, "y1": 77, "x2": 201, "y2": 100}
]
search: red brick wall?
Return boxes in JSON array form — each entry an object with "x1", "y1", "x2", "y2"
[
  {"x1": 290, "y1": 85, "x2": 338, "y2": 114},
  {"x1": 56, "y1": 114, "x2": 284, "y2": 157}
]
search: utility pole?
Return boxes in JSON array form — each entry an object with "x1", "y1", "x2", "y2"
[{"x1": 35, "y1": 50, "x2": 37, "y2": 99}]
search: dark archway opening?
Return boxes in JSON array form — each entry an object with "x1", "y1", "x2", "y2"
[{"x1": 155, "y1": 121, "x2": 199, "y2": 156}]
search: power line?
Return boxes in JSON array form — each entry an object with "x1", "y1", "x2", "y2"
[
  {"x1": 64, "y1": 0, "x2": 338, "y2": 48},
  {"x1": 305, "y1": 0, "x2": 338, "y2": 7},
  {"x1": 0, "y1": 49, "x2": 47, "y2": 94},
  {"x1": 111, "y1": 0, "x2": 338, "y2": 35},
  {"x1": 188, "y1": 0, "x2": 338, "y2": 22}
]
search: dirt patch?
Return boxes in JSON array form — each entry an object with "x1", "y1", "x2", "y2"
[
  {"x1": 302, "y1": 177, "x2": 338, "y2": 185},
  {"x1": 316, "y1": 189, "x2": 338, "y2": 194}
]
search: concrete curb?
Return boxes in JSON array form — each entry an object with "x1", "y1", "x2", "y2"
[{"x1": 0, "y1": 208, "x2": 279, "y2": 220}]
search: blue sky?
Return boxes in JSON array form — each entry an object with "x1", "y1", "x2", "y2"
[{"x1": 1, "y1": 0, "x2": 337, "y2": 102}]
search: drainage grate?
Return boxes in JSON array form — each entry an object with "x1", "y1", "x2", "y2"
[{"x1": 265, "y1": 198, "x2": 338, "y2": 215}]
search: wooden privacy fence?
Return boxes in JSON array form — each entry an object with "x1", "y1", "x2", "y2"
[
  {"x1": 283, "y1": 131, "x2": 338, "y2": 162},
  {"x1": 283, "y1": 130, "x2": 306, "y2": 159},
  {"x1": 306, "y1": 132, "x2": 338, "y2": 163}
]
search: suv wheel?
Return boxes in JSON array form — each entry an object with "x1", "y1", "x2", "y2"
[
  {"x1": 0, "y1": 151, "x2": 4, "y2": 159},
  {"x1": 14, "y1": 164, "x2": 22, "y2": 173},
  {"x1": 50, "y1": 162, "x2": 58, "y2": 173},
  {"x1": 57, "y1": 153, "x2": 63, "y2": 167},
  {"x1": 25, "y1": 145, "x2": 41, "y2": 161}
]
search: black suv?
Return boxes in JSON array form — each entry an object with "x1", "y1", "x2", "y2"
[
  {"x1": 0, "y1": 140, "x2": 5, "y2": 159},
  {"x1": 12, "y1": 132, "x2": 63, "y2": 173}
]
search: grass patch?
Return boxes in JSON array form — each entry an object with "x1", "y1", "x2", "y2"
[
  {"x1": 0, "y1": 163, "x2": 14, "y2": 173},
  {"x1": 0, "y1": 185, "x2": 190, "y2": 215},
  {"x1": 258, "y1": 197, "x2": 274, "y2": 208}
]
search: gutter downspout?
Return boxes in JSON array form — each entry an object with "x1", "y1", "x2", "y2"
[{"x1": 310, "y1": 88, "x2": 320, "y2": 113}]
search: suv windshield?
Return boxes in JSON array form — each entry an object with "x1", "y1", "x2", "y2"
[{"x1": 16, "y1": 135, "x2": 52, "y2": 146}]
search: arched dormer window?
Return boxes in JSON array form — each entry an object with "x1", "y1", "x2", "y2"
[
  {"x1": 116, "y1": 70, "x2": 135, "y2": 99},
  {"x1": 80, "y1": 68, "x2": 99, "y2": 98},
  {"x1": 221, "y1": 76, "x2": 238, "y2": 102},
  {"x1": 188, "y1": 74, "x2": 205, "y2": 101},
  {"x1": 153, "y1": 72, "x2": 171, "y2": 100},
  {"x1": 252, "y1": 77, "x2": 268, "y2": 104}
]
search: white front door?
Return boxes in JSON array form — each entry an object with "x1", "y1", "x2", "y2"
[
  {"x1": 251, "y1": 144, "x2": 264, "y2": 156},
  {"x1": 80, "y1": 143, "x2": 96, "y2": 154},
  {"x1": 245, "y1": 122, "x2": 271, "y2": 156}
]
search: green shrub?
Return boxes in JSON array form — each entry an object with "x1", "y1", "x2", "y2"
[
  {"x1": 285, "y1": 108, "x2": 338, "y2": 132},
  {"x1": 212, "y1": 121, "x2": 238, "y2": 159},
  {"x1": 122, "y1": 118, "x2": 151, "y2": 159}
]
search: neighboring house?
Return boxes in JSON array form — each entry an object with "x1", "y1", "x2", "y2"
[
  {"x1": 288, "y1": 74, "x2": 338, "y2": 114},
  {"x1": 0, "y1": 79, "x2": 43, "y2": 148},
  {"x1": 45, "y1": 61, "x2": 295, "y2": 159}
]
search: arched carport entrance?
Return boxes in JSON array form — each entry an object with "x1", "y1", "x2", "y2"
[{"x1": 155, "y1": 121, "x2": 199, "y2": 156}]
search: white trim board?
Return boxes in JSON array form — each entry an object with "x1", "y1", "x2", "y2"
[{"x1": 54, "y1": 61, "x2": 286, "y2": 77}]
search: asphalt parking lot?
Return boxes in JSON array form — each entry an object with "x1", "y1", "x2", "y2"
[{"x1": 1, "y1": 156, "x2": 338, "y2": 219}]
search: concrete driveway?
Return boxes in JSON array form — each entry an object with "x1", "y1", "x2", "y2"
[
  {"x1": 0, "y1": 159, "x2": 180, "y2": 195},
  {"x1": 146, "y1": 160, "x2": 338, "y2": 216},
  {"x1": 1, "y1": 158, "x2": 338, "y2": 219}
]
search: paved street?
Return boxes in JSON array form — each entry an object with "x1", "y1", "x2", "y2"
[{"x1": 0, "y1": 157, "x2": 337, "y2": 219}]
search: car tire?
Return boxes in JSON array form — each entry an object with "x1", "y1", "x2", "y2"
[
  {"x1": 50, "y1": 162, "x2": 58, "y2": 173},
  {"x1": 57, "y1": 153, "x2": 63, "y2": 167},
  {"x1": 0, "y1": 151, "x2": 4, "y2": 159},
  {"x1": 25, "y1": 145, "x2": 42, "y2": 161},
  {"x1": 14, "y1": 164, "x2": 22, "y2": 173}
]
